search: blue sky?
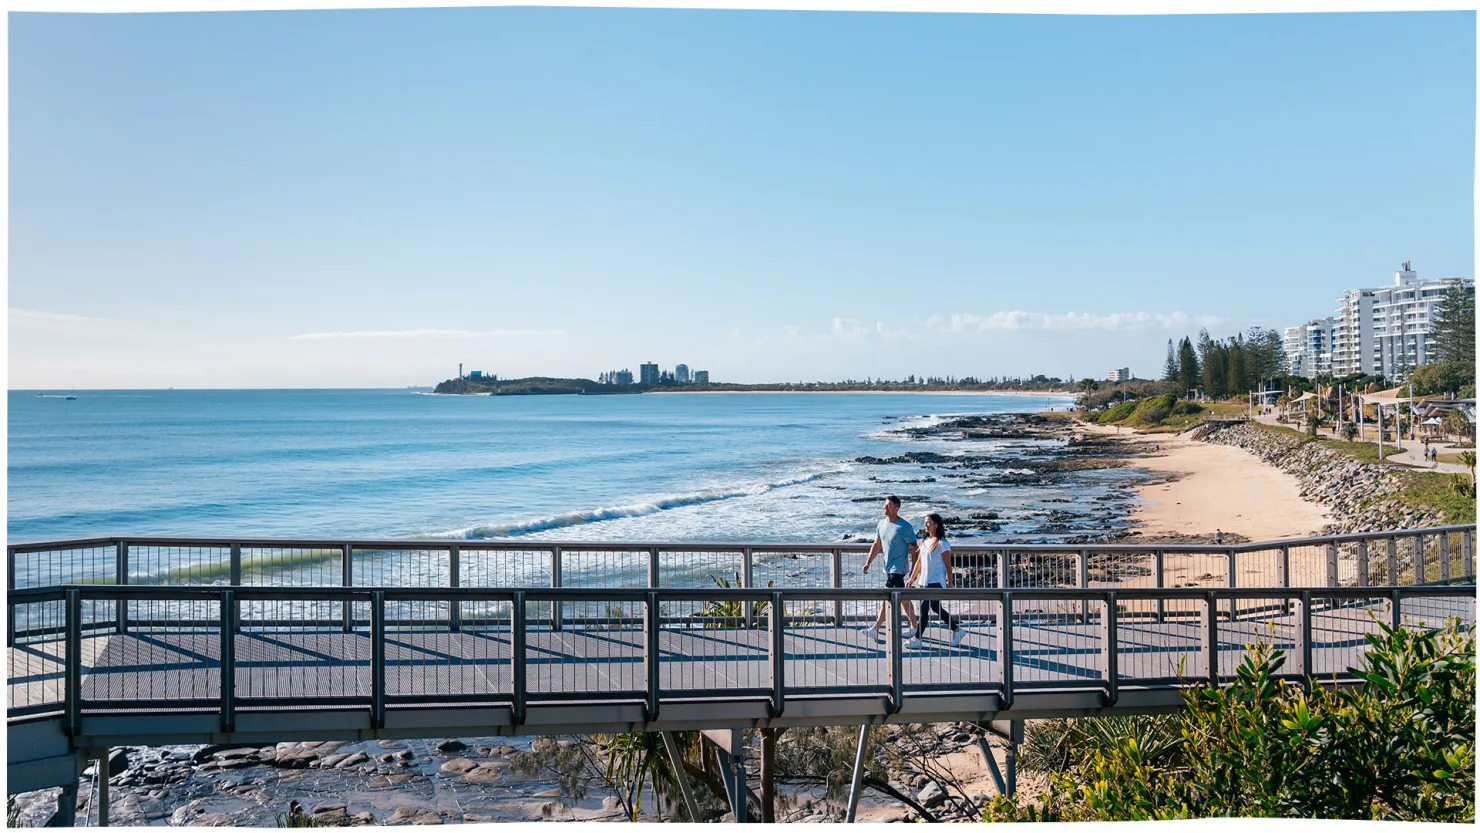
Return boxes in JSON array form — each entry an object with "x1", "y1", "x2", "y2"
[{"x1": 8, "y1": 8, "x2": 1475, "y2": 388}]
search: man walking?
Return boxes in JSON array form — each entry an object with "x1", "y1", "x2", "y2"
[{"x1": 861, "y1": 495, "x2": 920, "y2": 642}]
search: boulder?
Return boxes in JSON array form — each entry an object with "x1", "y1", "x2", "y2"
[
  {"x1": 439, "y1": 758, "x2": 477, "y2": 775},
  {"x1": 434, "y1": 740, "x2": 467, "y2": 755},
  {"x1": 917, "y1": 780, "x2": 946, "y2": 809}
]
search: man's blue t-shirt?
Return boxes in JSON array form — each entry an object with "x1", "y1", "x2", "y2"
[{"x1": 876, "y1": 518, "x2": 917, "y2": 575}]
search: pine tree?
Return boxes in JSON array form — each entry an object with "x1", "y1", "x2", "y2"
[
  {"x1": 1162, "y1": 339, "x2": 1179, "y2": 382},
  {"x1": 1177, "y1": 337, "x2": 1201, "y2": 395},
  {"x1": 1430, "y1": 282, "x2": 1476, "y2": 367}
]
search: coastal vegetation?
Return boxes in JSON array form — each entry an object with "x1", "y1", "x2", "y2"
[{"x1": 983, "y1": 621, "x2": 1475, "y2": 822}]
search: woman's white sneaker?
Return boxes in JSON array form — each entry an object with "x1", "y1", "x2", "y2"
[
  {"x1": 905, "y1": 637, "x2": 923, "y2": 649},
  {"x1": 950, "y1": 629, "x2": 966, "y2": 648},
  {"x1": 861, "y1": 625, "x2": 881, "y2": 643}
]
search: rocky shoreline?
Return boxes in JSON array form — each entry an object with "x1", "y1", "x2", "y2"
[
  {"x1": 12, "y1": 726, "x2": 1010, "y2": 827},
  {"x1": 1192, "y1": 422, "x2": 1450, "y2": 533}
]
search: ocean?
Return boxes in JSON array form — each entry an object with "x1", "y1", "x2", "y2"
[{"x1": 8, "y1": 389, "x2": 1086, "y2": 548}]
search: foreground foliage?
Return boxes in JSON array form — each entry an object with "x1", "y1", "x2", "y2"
[{"x1": 984, "y1": 621, "x2": 1475, "y2": 822}]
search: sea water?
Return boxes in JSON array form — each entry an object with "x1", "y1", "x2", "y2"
[{"x1": 9, "y1": 389, "x2": 1079, "y2": 548}]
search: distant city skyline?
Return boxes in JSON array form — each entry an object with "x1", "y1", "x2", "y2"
[{"x1": 8, "y1": 8, "x2": 1474, "y2": 389}]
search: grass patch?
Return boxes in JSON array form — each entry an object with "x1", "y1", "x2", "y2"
[
  {"x1": 1393, "y1": 471, "x2": 1477, "y2": 525},
  {"x1": 1317, "y1": 438, "x2": 1386, "y2": 465}
]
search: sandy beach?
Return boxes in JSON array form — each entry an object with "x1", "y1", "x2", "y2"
[{"x1": 1081, "y1": 423, "x2": 1331, "y2": 542}]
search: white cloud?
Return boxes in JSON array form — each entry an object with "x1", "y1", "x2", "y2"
[
  {"x1": 927, "y1": 310, "x2": 1225, "y2": 334},
  {"x1": 289, "y1": 328, "x2": 565, "y2": 340},
  {"x1": 10, "y1": 308, "x2": 110, "y2": 323}
]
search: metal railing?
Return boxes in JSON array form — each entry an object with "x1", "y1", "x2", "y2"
[{"x1": 7, "y1": 583, "x2": 1475, "y2": 731}]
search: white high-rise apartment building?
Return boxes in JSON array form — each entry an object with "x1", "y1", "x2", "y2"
[
  {"x1": 1330, "y1": 263, "x2": 1472, "y2": 379},
  {"x1": 1107, "y1": 367, "x2": 1130, "y2": 382},
  {"x1": 1284, "y1": 318, "x2": 1334, "y2": 378}
]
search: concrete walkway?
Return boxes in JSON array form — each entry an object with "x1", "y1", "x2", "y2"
[{"x1": 1251, "y1": 414, "x2": 1472, "y2": 474}]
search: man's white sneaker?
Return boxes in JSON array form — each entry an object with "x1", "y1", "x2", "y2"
[
  {"x1": 950, "y1": 629, "x2": 966, "y2": 648},
  {"x1": 900, "y1": 627, "x2": 916, "y2": 639},
  {"x1": 861, "y1": 626, "x2": 881, "y2": 643},
  {"x1": 905, "y1": 638, "x2": 923, "y2": 649}
]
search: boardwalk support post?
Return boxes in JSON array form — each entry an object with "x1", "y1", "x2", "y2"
[
  {"x1": 998, "y1": 593, "x2": 1014, "y2": 709},
  {"x1": 704, "y1": 731, "x2": 748, "y2": 823},
  {"x1": 1151, "y1": 550, "x2": 1166, "y2": 622},
  {"x1": 1101, "y1": 593, "x2": 1118, "y2": 706},
  {"x1": 371, "y1": 591, "x2": 385, "y2": 731},
  {"x1": 645, "y1": 591, "x2": 661, "y2": 722},
  {"x1": 220, "y1": 590, "x2": 235, "y2": 733},
  {"x1": 887, "y1": 593, "x2": 903, "y2": 714},
  {"x1": 116, "y1": 541, "x2": 129, "y2": 635},
  {"x1": 95, "y1": 747, "x2": 110, "y2": 827},
  {"x1": 53, "y1": 782, "x2": 78, "y2": 828},
  {"x1": 65, "y1": 588, "x2": 81, "y2": 737},
  {"x1": 976, "y1": 737, "x2": 1006, "y2": 797},
  {"x1": 1292, "y1": 591, "x2": 1312, "y2": 683},
  {"x1": 661, "y1": 732, "x2": 702, "y2": 822},
  {"x1": 845, "y1": 723, "x2": 872, "y2": 823},
  {"x1": 512, "y1": 591, "x2": 527, "y2": 727},
  {"x1": 768, "y1": 591, "x2": 785, "y2": 718},
  {"x1": 1202, "y1": 592, "x2": 1219, "y2": 687}
]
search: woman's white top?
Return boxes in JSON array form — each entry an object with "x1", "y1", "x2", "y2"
[{"x1": 918, "y1": 537, "x2": 952, "y2": 586}]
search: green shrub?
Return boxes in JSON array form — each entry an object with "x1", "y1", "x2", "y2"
[
  {"x1": 984, "y1": 621, "x2": 1475, "y2": 822},
  {"x1": 1095, "y1": 400, "x2": 1139, "y2": 424}
]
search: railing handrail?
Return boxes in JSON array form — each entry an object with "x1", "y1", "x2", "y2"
[
  {"x1": 8, "y1": 524, "x2": 1476, "y2": 556},
  {"x1": 10, "y1": 584, "x2": 1477, "y2": 603}
]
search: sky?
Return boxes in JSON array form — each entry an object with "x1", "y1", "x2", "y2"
[{"x1": 7, "y1": 8, "x2": 1476, "y2": 388}]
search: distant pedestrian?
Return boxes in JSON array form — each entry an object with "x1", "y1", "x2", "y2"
[
  {"x1": 904, "y1": 513, "x2": 964, "y2": 649},
  {"x1": 1214, "y1": 529, "x2": 1223, "y2": 545},
  {"x1": 860, "y1": 496, "x2": 920, "y2": 642}
]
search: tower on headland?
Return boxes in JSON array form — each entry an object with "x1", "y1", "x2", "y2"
[{"x1": 459, "y1": 363, "x2": 463, "y2": 379}]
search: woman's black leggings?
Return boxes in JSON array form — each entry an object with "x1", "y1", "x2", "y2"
[{"x1": 919, "y1": 582, "x2": 957, "y2": 632}]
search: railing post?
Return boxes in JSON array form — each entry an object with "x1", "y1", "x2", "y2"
[
  {"x1": 1077, "y1": 549, "x2": 1090, "y2": 624},
  {"x1": 1389, "y1": 588, "x2": 1402, "y2": 631},
  {"x1": 6, "y1": 546, "x2": 15, "y2": 648},
  {"x1": 831, "y1": 549, "x2": 844, "y2": 626},
  {"x1": 1153, "y1": 550, "x2": 1165, "y2": 623},
  {"x1": 1225, "y1": 550, "x2": 1238, "y2": 621},
  {"x1": 1278, "y1": 546, "x2": 1292, "y2": 614},
  {"x1": 116, "y1": 540, "x2": 129, "y2": 635},
  {"x1": 1463, "y1": 530, "x2": 1474, "y2": 580},
  {"x1": 371, "y1": 590, "x2": 385, "y2": 730},
  {"x1": 229, "y1": 543, "x2": 242, "y2": 586},
  {"x1": 549, "y1": 547, "x2": 562, "y2": 632},
  {"x1": 887, "y1": 592, "x2": 903, "y2": 713},
  {"x1": 1201, "y1": 592, "x2": 1219, "y2": 687},
  {"x1": 769, "y1": 590, "x2": 785, "y2": 718},
  {"x1": 1355, "y1": 539, "x2": 1369, "y2": 587},
  {"x1": 1325, "y1": 543, "x2": 1338, "y2": 588},
  {"x1": 1412, "y1": 535, "x2": 1425, "y2": 586},
  {"x1": 1388, "y1": 537, "x2": 1399, "y2": 585},
  {"x1": 997, "y1": 593, "x2": 1014, "y2": 709},
  {"x1": 1439, "y1": 534, "x2": 1451, "y2": 583},
  {"x1": 65, "y1": 588, "x2": 81, "y2": 737},
  {"x1": 648, "y1": 547, "x2": 661, "y2": 589},
  {"x1": 997, "y1": 550, "x2": 1010, "y2": 590},
  {"x1": 1292, "y1": 590, "x2": 1312, "y2": 683},
  {"x1": 512, "y1": 591, "x2": 526, "y2": 726},
  {"x1": 742, "y1": 548, "x2": 755, "y2": 629},
  {"x1": 448, "y1": 545, "x2": 462, "y2": 633},
  {"x1": 1101, "y1": 593, "x2": 1118, "y2": 706},
  {"x1": 645, "y1": 591, "x2": 661, "y2": 722},
  {"x1": 341, "y1": 544, "x2": 354, "y2": 633},
  {"x1": 220, "y1": 590, "x2": 235, "y2": 733}
]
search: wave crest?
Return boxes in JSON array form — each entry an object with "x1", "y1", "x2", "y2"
[{"x1": 431, "y1": 468, "x2": 846, "y2": 539}]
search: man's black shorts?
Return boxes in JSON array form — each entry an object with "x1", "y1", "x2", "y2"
[{"x1": 885, "y1": 573, "x2": 906, "y2": 588}]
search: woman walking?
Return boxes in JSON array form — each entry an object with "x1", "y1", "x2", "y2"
[{"x1": 904, "y1": 513, "x2": 965, "y2": 649}]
